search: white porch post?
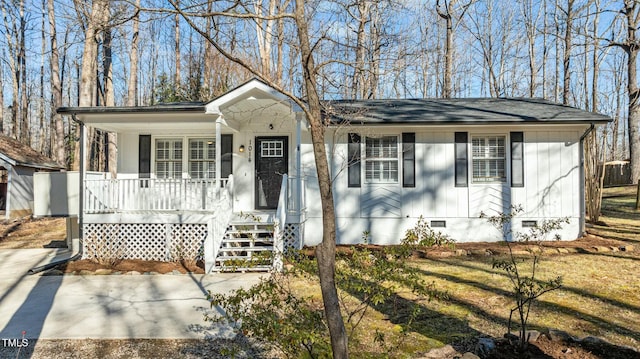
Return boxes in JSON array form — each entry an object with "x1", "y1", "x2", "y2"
[
  {"x1": 215, "y1": 115, "x2": 223, "y2": 198},
  {"x1": 78, "y1": 117, "x2": 87, "y2": 245}
]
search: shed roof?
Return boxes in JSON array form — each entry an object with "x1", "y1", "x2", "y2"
[
  {"x1": 0, "y1": 135, "x2": 64, "y2": 170},
  {"x1": 323, "y1": 98, "x2": 611, "y2": 125}
]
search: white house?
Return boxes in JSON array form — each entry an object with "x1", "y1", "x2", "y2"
[{"x1": 35, "y1": 79, "x2": 610, "y2": 272}]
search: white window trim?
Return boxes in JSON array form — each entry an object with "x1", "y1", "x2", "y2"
[
  {"x1": 362, "y1": 134, "x2": 400, "y2": 184},
  {"x1": 470, "y1": 134, "x2": 507, "y2": 184},
  {"x1": 154, "y1": 137, "x2": 183, "y2": 179},
  {"x1": 151, "y1": 135, "x2": 221, "y2": 179},
  {"x1": 188, "y1": 138, "x2": 216, "y2": 179}
]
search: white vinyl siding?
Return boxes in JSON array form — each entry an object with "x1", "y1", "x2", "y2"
[
  {"x1": 364, "y1": 136, "x2": 399, "y2": 183},
  {"x1": 188, "y1": 139, "x2": 216, "y2": 179},
  {"x1": 472, "y1": 136, "x2": 506, "y2": 183},
  {"x1": 155, "y1": 139, "x2": 182, "y2": 179}
]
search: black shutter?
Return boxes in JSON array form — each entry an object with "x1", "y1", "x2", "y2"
[
  {"x1": 139, "y1": 135, "x2": 151, "y2": 178},
  {"x1": 511, "y1": 132, "x2": 524, "y2": 187},
  {"x1": 402, "y1": 133, "x2": 415, "y2": 187},
  {"x1": 221, "y1": 134, "x2": 233, "y2": 178},
  {"x1": 348, "y1": 133, "x2": 361, "y2": 187},
  {"x1": 454, "y1": 132, "x2": 468, "y2": 187}
]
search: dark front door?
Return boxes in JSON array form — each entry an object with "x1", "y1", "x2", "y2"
[{"x1": 255, "y1": 136, "x2": 288, "y2": 209}]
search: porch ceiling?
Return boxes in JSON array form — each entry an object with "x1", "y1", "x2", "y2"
[{"x1": 76, "y1": 112, "x2": 218, "y2": 134}]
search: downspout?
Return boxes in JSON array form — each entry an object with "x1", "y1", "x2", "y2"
[
  {"x1": 29, "y1": 114, "x2": 85, "y2": 274},
  {"x1": 5, "y1": 167, "x2": 11, "y2": 220},
  {"x1": 578, "y1": 123, "x2": 595, "y2": 237}
]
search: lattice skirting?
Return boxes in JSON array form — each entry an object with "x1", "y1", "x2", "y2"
[
  {"x1": 282, "y1": 223, "x2": 303, "y2": 251},
  {"x1": 82, "y1": 223, "x2": 207, "y2": 261}
]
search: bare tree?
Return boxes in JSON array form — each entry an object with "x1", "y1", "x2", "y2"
[
  {"x1": 521, "y1": 0, "x2": 542, "y2": 97},
  {"x1": 0, "y1": 49, "x2": 4, "y2": 134},
  {"x1": 436, "y1": 0, "x2": 472, "y2": 98},
  {"x1": 560, "y1": 0, "x2": 575, "y2": 105},
  {"x1": 585, "y1": 130, "x2": 606, "y2": 223},
  {"x1": 48, "y1": 0, "x2": 65, "y2": 165},
  {"x1": 175, "y1": 0, "x2": 181, "y2": 89},
  {"x1": 127, "y1": 0, "x2": 140, "y2": 106},
  {"x1": 73, "y1": 0, "x2": 109, "y2": 170},
  {"x1": 623, "y1": 0, "x2": 640, "y2": 182},
  {"x1": 1, "y1": 0, "x2": 22, "y2": 139},
  {"x1": 609, "y1": 0, "x2": 640, "y2": 182}
]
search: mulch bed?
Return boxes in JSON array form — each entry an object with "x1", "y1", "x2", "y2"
[{"x1": 54, "y1": 259, "x2": 205, "y2": 274}]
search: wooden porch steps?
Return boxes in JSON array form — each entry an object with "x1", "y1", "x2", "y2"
[{"x1": 214, "y1": 219, "x2": 276, "y2": 272}]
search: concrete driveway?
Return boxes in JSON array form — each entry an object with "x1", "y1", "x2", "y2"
[{"x1": 0, "y1": 249, "x2": 263, "y2": 340}]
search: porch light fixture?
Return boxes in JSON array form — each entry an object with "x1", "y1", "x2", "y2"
[{"x1": 239, "y1": 145, "x2": 245, "y2": 153}]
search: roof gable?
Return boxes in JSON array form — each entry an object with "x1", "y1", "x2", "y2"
[{"x1": 205, "y1": 78, "x2": 302, "y2": 114}]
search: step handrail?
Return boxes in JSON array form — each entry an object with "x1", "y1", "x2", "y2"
[
  {"x1": 273, "y1": 174, "x2": 288, "y2": 271},
  {"x1": 211, "y1": 175, "x2": 234, "y2": 271}
]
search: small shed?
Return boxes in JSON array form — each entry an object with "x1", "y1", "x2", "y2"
[{"x1": 0, "y1": 135, "x2": 64, "y2": 220}]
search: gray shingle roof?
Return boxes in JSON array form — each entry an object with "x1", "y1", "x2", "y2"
[
  {"x1": 323, "y1": 98, "x2": 611, "y2": 125},
  {"x1": 57, "y1": 102, "x2": 206, "y2": 115}
]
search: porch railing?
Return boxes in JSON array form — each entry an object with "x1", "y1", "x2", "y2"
[{"x1": 84, "y1": 177, "x2": 229, "y2": 213}]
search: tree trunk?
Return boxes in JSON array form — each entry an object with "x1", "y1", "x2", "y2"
[
  {"x1": 591, "y1": 0, "x2": 599, "y2": 113},
  {"x1": 127, "y1": 0, "x2": 140, "y2": 106},
  {"x1": 2, "y1": 0, "x2": 20, "y2": 139},
  {"x1": 562, "y1": 0, "x2": 573, "y2": 105},
  {"x1": 626, "y1": 0, "x2": 640, "y2": 183},
  {"x1": 73, "y1": 0, "x2": 108, "y2": 170},
  {"x1": 175, "y1": 1, "x2": 181, "y2": 89},
  {"x1": 542, "y1": 0, "x2": 548, "y2": 99},
  {"x1": 353, "y1": 0, "x2": 369, "y2": 99},
  {"x1": 40, "y1": 0, "x2": 46, "y2": 153},
  {"x1": 523, "y1": 0, "x2": 538, "y2": 97},
  {"x1": 48, "y1": 0, "x2": 65, "y2": 166},
  {"x1": 294, "y1": 0, "x2": 348, "y2": 357},
  {"x1": 554, "y1": 0, "x2": 560, "y2": 102},
  {"x1": 438, "y1": 1, "x2": 454, "y2": 99},
  {"x1": 203, "y1": 0, "x2": 213, "y2": 94},
  {"x1": 101, "y1": 18, "x2": 117, "y2": 178},
  {"x1": 18, "y1": 0, "x2": 28, "y2": 145},
  {"x1": 0, "y1": 58, "x2": 3, "y2": 134}
]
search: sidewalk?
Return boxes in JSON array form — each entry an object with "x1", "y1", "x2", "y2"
[{"x1": 0, "y1": 249, "x2": 263, "y2": 340}]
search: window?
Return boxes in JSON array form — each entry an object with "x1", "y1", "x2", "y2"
[
  {"x1": 261, "y1": 140, "x2": 284, "y2": 157},
  {"x1": 364, "y1": 136, "x2": 399, "y2": 183},
  {"x1": 472, "y1": 136, "x2": 506, "y2": 183},
  {"x1": 155, "y1": 139, "x2": 182, "y2": 179},
  {"x1": 189, "y1": 139, "x2": 216, "y2": 179}
]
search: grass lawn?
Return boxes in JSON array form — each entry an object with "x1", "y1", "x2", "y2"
[{"x1": 289, "y1": 185, "x2": 640, "y2": 357}]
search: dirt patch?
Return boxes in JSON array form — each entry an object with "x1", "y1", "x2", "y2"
[
  {"x1": 55, "y1": 258, "x2": 205, "y2": 274},
  {"x1": 0, "y1": 217, "x2": 67, "y2": 249},
  {"x1": 487, "y1": 334, "x2": 639, "y2": 359}
]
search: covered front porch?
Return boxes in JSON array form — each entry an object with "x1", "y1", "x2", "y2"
[{"x1": 54, "y1": 79, "x2": 309, "y2": 272}]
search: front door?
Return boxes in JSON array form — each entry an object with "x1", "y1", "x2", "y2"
[{"x1": 255, "y1": 136, "x2": 288, "y2": 209}]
